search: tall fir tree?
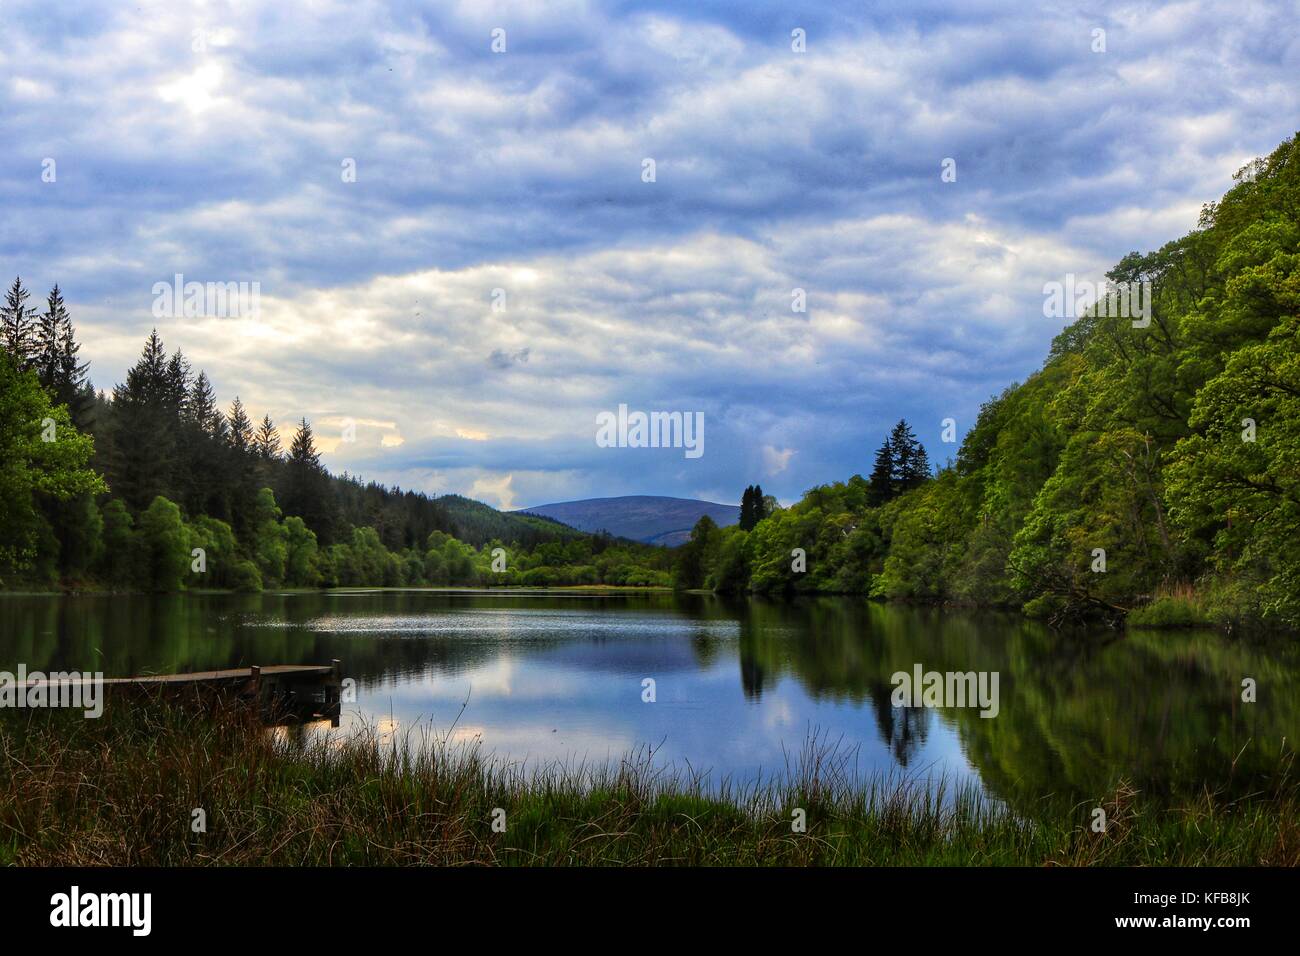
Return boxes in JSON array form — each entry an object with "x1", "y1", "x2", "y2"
[
  {"x1": 109, "y1": 330, "x2": 178, "y2": 509},
  {"x1": 181, "y1": 370, "x2": 229, "y2": 519},
  {"x1": 890, "y1": 419, "x2": 930, "y2": 493},
  {"x1": 165, "y1": 349, "x2": 192, "y2": 419},
  {"x1": 54, "y1": 288, "x2": 89, "y2": 419},
  {"x1": 283, "y1": 418, "x2": 336, "y2": 544},
  {"x1": 255, "y1": 414, "x2": 282, "y2": 460},
  {"x1": 226, "y1": 397, "x2": 259, "y2": 537},
  {"x1": 288, "y1": 418, "x2": 321, "y2": 469},
  {"x1": 29, "y1": 285, "x2": 91, "y2": 420},
  {"x1": 867, "y1": 437, "x2": 895, "y2": 505},
  {"x1": 227, "y1": 397, "x2": 254, "y2": 455},
  {"x1": 903, "y1": 439, "x2": 931, "y2": 491},
  {"x1": 738, "y1": 485, "x2": 755, "y2": 531},
  {"x1": 0, "y1": 277, "x2": 36, "y2": 367},
  {"x1": 33, "y1": 285, "x2": 66, "y2": 389},
  {"x1": 187, "y1": 370, "x2": 221, "y2": 436}
]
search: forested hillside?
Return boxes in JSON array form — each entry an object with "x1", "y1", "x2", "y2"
[
  {"x1": 0, "y1": 312, "x2": 670, "y2": 592},
  {"x1": 676, "y1": 134, "x2": 1300, "y2": 631}
]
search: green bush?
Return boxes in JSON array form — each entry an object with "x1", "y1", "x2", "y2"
[
  {"x1": 1128, "y1": 596, "x2": 1210, "y2": 628},
  {"x1": 231, "y1": 559, "x2": 263, "y2": 593}
]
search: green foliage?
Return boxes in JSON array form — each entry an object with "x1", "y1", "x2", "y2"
[
  {"x1": 250, "y1": 487, "x2": 288, "y2": 588},
  {"x1": 283, "y1": 516, "x2": 319, "y2": 587},
  {"x1": 231, "y1": 559, "x2": 263, "y2": 593},
  {"x1": 136, "y1": 497, "x2": 189, "y2": 593},
  {"x1": 673, "y1": 515, "x2": 718, "y2": 589},
  {"x1": 98, "y1": 499, "x2": 135, "y2": 588},
  {"x1": 185, "y1": 516, "x2": 238, "y2": 589},
  {"x1": 1165, "y1": 313, "x2": 1300, "y2": 623},
  {"x1": 709, "y1": 528, "x2": 751, "y2": 593},
  {"x1": 1127, "y1": 595, "x2": 1210, "y2": 628},
  {"x1": 0, "y1": 352, "x2": 105, "y2": 585},
  {"x1": 738, "y1": 485, "x2": 767, "y2": 531}
]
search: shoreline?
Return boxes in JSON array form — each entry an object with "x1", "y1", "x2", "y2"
[
  {"x1": 1, "y1": 585, "x2": 1287, "y2": 635},
  {"x1": 2, "y1": 702, "x2": 1294, "y2": 867}
]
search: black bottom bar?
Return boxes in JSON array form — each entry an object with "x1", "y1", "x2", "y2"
[{"x1": 1, "y1": 866, "x2": 1287, "y2": 940}]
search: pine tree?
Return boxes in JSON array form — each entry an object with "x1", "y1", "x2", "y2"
[
  {"x1": 177, "y1": 369, "x2": 229, "y2": 518},
  {"x1": 283, "y1": 418, "x2": 336, "y2": 544},
  {"x1": 228, "y1": 397, "x2": 254, "y2": 455},
  {"x1": 738, "y1": 485, "x2": 756, "y2": 531},
  {"x1": 187, "y1": 371, "x2": 222, "y2": 437},
  {"x1": 126, "y1": 330, "x2": 171, "y2": 402},
  {"x1": 53, "y1": 288, "x2": 89, "y2": 417},
  {"x1": 288, "y1": 418, "x2": 321, "y2": 469},
  {"x1": 904, "y1": 441, "x2": 931, "y2": 490},
  {"x1": 867, "y1": 438, "x2": 894, "y2": 506},
  {"x1": 889, "y1": 420, "x2": 915, "y2": 492},
  {"x1": 1, "y1": 277, "x2": 36, "y2": 367},
  {"x1": 165, "y1": 350, "x2": 192, "y2": 419},
  {"x1": 225, "y1": 397, "x2": 259, "y2": 538},
  {"x1": 255, "y1": 414, "x2": 282, "y2": 460},
  {"x1": 890, "y1": 419, "x2": 930, "y2": 493},
  {"x1": 29, "y1": 285, "x2": 90, "y2": 417},
  {"x1": 33, "y1": 286, "x2": 65, "y2": 389},
  {"x1": 109, "y1": 330, "x2": 178, "y2": 509}
]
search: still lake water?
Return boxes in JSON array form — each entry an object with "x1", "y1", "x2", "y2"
[{"x1": 2, "y1": 589, "x2": 1295, "y2": 810}]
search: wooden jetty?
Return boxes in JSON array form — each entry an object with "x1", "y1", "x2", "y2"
[{"x1": 24, "y1": 661, "x2": 344, "y2": 725}]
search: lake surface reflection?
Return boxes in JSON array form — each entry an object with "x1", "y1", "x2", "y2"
[{"x1": 3, "y1": 589, "x2": 1295, "y2": 811}]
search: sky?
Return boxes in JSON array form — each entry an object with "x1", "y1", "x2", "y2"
[{"x1": 2, "y1": 0, "x2": 1297, "y2": 510}]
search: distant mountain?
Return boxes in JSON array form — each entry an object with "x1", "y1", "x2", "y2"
[{"x1": 516, "y1": 495, "x2": 740, "y2": 546}]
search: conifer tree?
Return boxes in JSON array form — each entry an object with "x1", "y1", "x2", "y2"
[
  {"x1": 109, "y1": 330, "x2": 177, "y2": 509},
  {"x1": 283, "y1": 418, "x2": 336, "y2": 543},
  {"x1": 225, "y1": 397, "x2": 259, "y2": 538},
  {"x1": 738, "y1": 485, "x2": 756, "y2": 531},
  {"x1": 33, "y1": 285, "x2": 66, "y2": 388},
  {"x1": 288, "y1": 418, "x2": 321, "y2": 469},
  {"x1": 867, "y1": 437, "x2": 894, "y2": 506},
  {"x1": 228, "y1": 397, "x2": 254, "y2": 455},
  {"x1": 255, "y1": 414, "x2": 282, "y2": 460},
  {"x1": 0, "y1": 277, "x2": 36, "y2": 367},
  {"x1": 29, "y1": 286, "x2": 90, "y2": 418},
  {"x1": 187, "y1": 371, "x2": 223, "y2": 437},
  {"x1": 165, "y1": 350, "x2": 191, "y2": 419},
  {"x1": 890, "y1": 419, "x2": 930, "y2": 493}
]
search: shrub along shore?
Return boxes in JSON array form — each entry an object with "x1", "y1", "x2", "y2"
[{"x1": 0, "y1": 702, "x2": 1294, "y2": 866}]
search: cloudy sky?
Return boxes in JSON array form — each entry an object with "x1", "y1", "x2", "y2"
[{"x1": 2, "y1": 1, "x2": 1297, "y2": 510}]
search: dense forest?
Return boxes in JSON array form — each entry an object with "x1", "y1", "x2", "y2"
[
  {"x1": 675, "y1": 133, "x2": 1300, "y2": 632},
  {"x1": 0, "y1": 306, "x2": 672, "y2": 591}
]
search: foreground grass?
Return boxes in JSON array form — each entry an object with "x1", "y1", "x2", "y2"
[{"x1": 0, "y1": 702, "x2": 1295, "y2": 866}]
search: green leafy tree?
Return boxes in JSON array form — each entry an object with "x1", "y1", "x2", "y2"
[
  {"x1": 98, "y1": 499, "x2": 136, "y2": 587},
  {"x1": 186, "y1": 515, "x2": 238, "y2": 589},
  {"x1": 0, "y1": 353, "x2": 105, "y2": 584},
  {"x1": 135, "y1": 496, "x2": 189, "y2": 592},
  {"x1": 673, "y1": 514, "x2": 719, "y2": 588},
  {"x1": 250, "y1": 487, "x2": 288, "y2": 587},
  {"x1": 283, "y1": 515, "x2": 320, "y2": 586}
]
